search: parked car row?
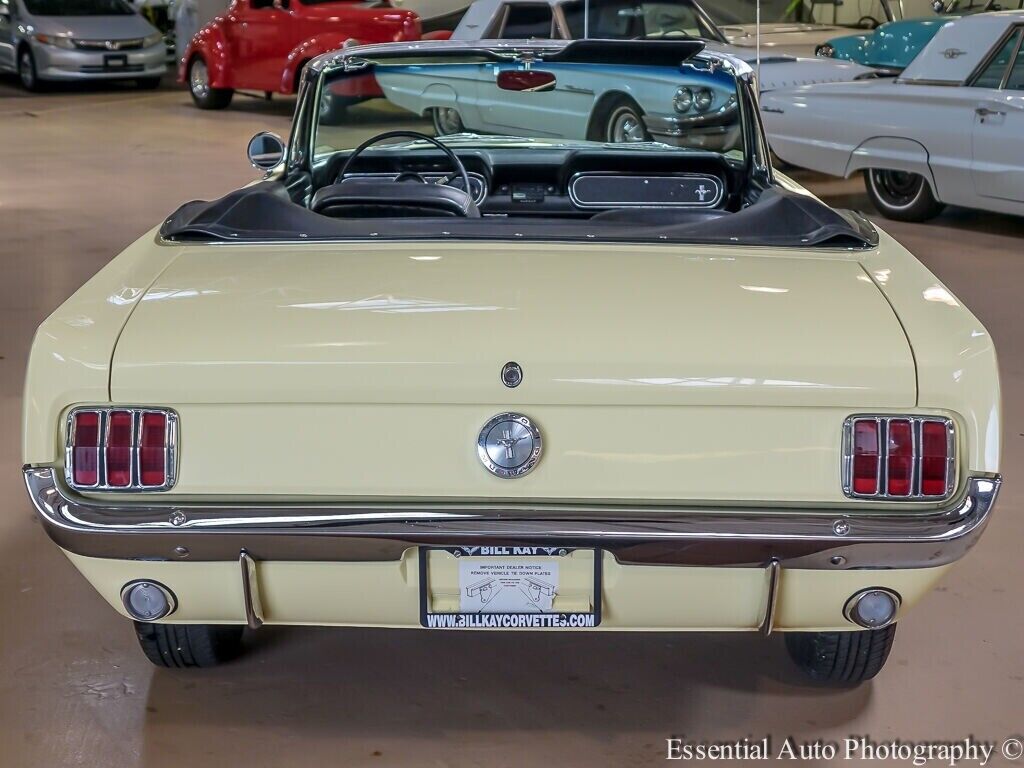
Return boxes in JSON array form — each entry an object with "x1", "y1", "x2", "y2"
[{"x1": 4, "y1": 0, "x2": 1021, "y2": 221}]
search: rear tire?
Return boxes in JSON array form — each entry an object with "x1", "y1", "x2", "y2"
[
  {"x1": 134, "y1": 622, "x2": 244, "y2": 668},
  {"x1": 864, "y1": 169, "x2": 945, "y2": 222},
  {"x1": 785, "y1": 625, "x2": 897, "y2": 685},
  {"x1": 187, "y1": 56, "x2": 233, "y2": 110}
]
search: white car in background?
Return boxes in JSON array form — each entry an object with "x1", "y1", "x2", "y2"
[
  {"x1": 450, "y1": 0, "x2": 893, "y2": 60},
  {"x1": 0, "y1": 0, "x2": 166, "y2": 90},
  {"x1": 433, "y1": 0, "x2": 875, "y2": 99},
  {"x1": 761, "y1": 11, "x2": 1024, "y2": 221},
  {"x1": 699, "y1": 0, "x2": 906, "y2": 57},
  {"x1": 375, "y1": 39, "x2": 748, "y2": 146}
]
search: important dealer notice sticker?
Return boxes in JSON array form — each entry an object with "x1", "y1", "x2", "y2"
[{"x1": 419, "y1": 547, "x2": 602, "y2": 629}]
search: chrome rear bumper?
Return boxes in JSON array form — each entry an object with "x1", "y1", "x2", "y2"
[{"x1": 25, "y1": 467, "x2": 1000, "y2": 570}]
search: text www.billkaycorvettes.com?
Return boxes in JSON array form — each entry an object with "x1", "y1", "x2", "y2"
[{"x1": 426, "y1": 613, "x2": 596, "y2": 628}]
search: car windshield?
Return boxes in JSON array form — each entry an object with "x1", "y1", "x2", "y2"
[
  {"x1": 24, "y1": 0, "x2": 134, "y2": 14},
  {"x1": 561, "y1": 0, "x2": 719, "y2": 40},
  {"x1": 312, "y1": 46, "x2": 747, "y2": 163}
]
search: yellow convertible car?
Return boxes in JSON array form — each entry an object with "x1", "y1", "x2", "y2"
[{"x1": 23, "y1": 39, "x2": 1001, "y2": 684}]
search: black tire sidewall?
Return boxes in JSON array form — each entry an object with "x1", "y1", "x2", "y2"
[{"x1": 18, "y1": 48, "x2": 39, "y2": 91}]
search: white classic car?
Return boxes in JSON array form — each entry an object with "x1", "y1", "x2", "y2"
[
  {"x1": 689, "y1": 0, "x2": 904, "y2": 57},
  {"x1": 24, "y1": 40, "x2": 1001, "y2": 685},
  {"x1": 446, "y1": 0, "x2": 877, "y2": 90},
  {"x1": 761, "y1": 11, "x2": 1024, "y2": 220},
  {"x1": 451, "y1": 0, "x2": 893, "y2": 57}
]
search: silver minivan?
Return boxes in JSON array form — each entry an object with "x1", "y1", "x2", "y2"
[{"x1": 0, "y1": 0, "x2": 166, "y2": 90}]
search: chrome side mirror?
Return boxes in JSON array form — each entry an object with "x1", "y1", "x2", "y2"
[{"x1": 247, "y1": 131, "x2": 286, "y2": 171}]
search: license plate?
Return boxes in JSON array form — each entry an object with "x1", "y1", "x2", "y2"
[
  {"x1": 104, "y1": 54, "x2": 127, "y2": 69},
  {"x1": 419, "y1": 546, "x2": 602, "y2": 629}
]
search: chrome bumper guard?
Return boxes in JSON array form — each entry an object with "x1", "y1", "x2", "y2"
[{"x1": 24, "y1": 467, "x2": 999, "y2": 570}]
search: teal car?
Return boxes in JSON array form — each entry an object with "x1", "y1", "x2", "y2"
[{"x1": 817, "y1": 0, "x2": 1021, "y2": 69}]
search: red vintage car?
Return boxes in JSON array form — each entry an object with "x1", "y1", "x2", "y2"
[{"x1": 179, "y1": 0, "x2": 421, "y2": 112}]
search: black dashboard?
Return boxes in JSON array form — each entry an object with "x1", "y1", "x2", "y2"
[{"x1": 322, "y1": 147, "x2": 742, "y2": 218}]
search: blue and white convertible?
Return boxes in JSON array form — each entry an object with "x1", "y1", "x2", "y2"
[{"x1": 375, "y1": 43, "x2": 742, "y2": 147}]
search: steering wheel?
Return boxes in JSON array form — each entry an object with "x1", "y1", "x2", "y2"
[{"x1": 312, "y1": 130, "x2": 479, "y2": 218}]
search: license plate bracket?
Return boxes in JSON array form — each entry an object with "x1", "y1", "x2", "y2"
[
  {"x1": 104, "y1": 54, "x2": 128, "y2": 69},
  {"x1": 419, "y1": 546, "x2": 602, "y2": 629}
]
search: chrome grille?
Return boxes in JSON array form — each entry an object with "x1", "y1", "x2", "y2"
[{"x1": 73, "y1": 38, "x2": 144, "y2": 51}]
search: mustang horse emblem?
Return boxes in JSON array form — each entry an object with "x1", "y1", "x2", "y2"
[{"x1": 477, "y1": 413, "x2": 543, "y2": 478}]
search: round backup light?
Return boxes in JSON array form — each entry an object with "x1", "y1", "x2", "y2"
[
  {"x1": 673, "y1": 86, "x2": 693, "y2": 113},
  {"x1": 694, "y1": 88, "x2": 714, "y2": 112},
  {"x1": 844, "y1": 588, "x2": 900, "y2": 629},
  {"x1": 121, "y1": 581, "x2": 176, "y2": 621}
]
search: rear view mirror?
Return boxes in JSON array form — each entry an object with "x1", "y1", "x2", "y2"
[
  {"x1": 496, "y1": 70, "x2": 557, "y2": 93},
  {"x1": 247, "y1": 131, "x2": 286, "y2": 171}
]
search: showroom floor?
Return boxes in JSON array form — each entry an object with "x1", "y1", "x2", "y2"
[{"x1": 1, "y1": 76, "x2": 1022, "y2": 768}]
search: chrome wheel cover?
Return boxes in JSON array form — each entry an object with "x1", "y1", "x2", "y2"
[
  {"x1": 190, "y1": 59, "x2": 210, "y2": 100},
  {"x1": 607, "y1": 106, "x2": 646, "y2": 143},
  {"x1": 870, "y1": 169, "x2": 924, "y2": 208}
]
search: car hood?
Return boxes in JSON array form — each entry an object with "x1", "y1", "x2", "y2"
[
  {"x1": 110, "y1": 242, "x2": 915, "y2": 408},
  {"x1": 706, "y1": 42, "x2": 875, "y2": 89},
  {"x1": 717, "y1": 22, "x2": 848, "y2": 54},
  {"x1": 33, "y1": 14, "x2": 158, "y2": 40}
]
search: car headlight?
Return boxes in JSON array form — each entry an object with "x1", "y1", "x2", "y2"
[
  {"x1": 673, "y1": 86, "x2": 693, "y2": 113},
  {"x1": 34, "y1": 33, "x2": 75, "y2": 50},
  {"x1": 816, "y1": 43, "x2": 835, "y2": 57},
  {"x1": 143, "y1": 32, "x2": 164, "y2": 48},
  {"x1": 693, "y1": 88, "x2": 713, "y2": 112}
]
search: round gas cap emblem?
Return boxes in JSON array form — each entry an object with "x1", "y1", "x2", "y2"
[
  {"x1": 477, "y1": 412, "x2": 542, "y2": 478},
  {"x1": 501, "y1": 361, "x2": 523, "y2": 388}
]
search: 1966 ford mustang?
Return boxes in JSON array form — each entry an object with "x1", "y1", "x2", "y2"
[{"x1": 24, "y1": 39, "x2": 1001, "y2": 684}]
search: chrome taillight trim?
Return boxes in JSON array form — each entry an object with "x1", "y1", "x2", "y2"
[
  {"x1": 65, "y1": 407, "x2": 178, "y2": 492},
  {"x1": 842, "y1": 415, "x2": 956, "y2": 500}
]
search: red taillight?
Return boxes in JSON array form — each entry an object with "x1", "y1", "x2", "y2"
[
  {"x1": 845, "y1": 416, "x2": 954, "y2": 499},
  {"x1": 66, "y1": 408, "x2": 175, "y2": 491},
  {"x1": 106, "y1": 410, "x2": 133, "y2": 487},
  {"x1": 852, "y1": 420, "x2": 880, "y2": 495},
  {"x1": 920, "y1": 420, "x2": 950, "y2": 496},
  {"x1": 886, "y1": 419, "x2": 913, "y2": 497},
  {"x1": 140, "y1": 412, "x2": 168, "y2": 487},
  {"x1": 71, "y1": 411, "x2": 100, "y2": 487}
]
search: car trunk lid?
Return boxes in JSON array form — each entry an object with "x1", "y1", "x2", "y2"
[{"x1": 112, "y1": 241, "x2": 914, "y2": 408}]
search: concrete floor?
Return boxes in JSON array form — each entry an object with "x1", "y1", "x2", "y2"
[{"x1": 1, "y1": 75, "x2": 1022, "y2": 768}]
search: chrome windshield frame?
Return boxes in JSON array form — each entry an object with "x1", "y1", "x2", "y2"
[{"x1": 288, "y1": 39, "x2": 760, "y2": 177}]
